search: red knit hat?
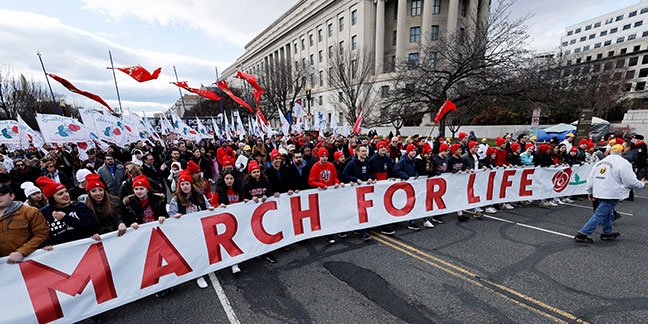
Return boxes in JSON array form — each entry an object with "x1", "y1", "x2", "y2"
[
  {"x1": 422, "y1": 143, "x2": 433, "y2": 155},
  {"x1": 36, "y1": 176, "x2": 65, "y2": 199},
  {"x1": 187, "y1": 160, "x2": 201, "y2": 174},
  {"x1": 270, "y1": 149, "x2": 281, "y2": 161},
  {"x1": 85, "y1": 174, "x2": 105, "y2": 192},
  {"x1": 586, "y1": 143, "x2": 595, "y2": 150},
  {"x1": 132, "y1": 175, "x2": 151, "y2": 190},
  {"x1": 318, "y1": 148, "x2": 327, "y2": 157},
  {"x1": 496, "y1": 137, "x2": 506, "y2": 146},
  {"x1": 468, "y1": 141, "x2": 478, "y2": 149},
  {"x1": 376, "y1": 141, "x2": 388, "y2": 150},
  {"x1": 458, "y1": 132, "x2": 468, "y2": 141},
  {"x1": 406, "y1": 144, "x2": 417, "y2": 153},
  {"x1": 438, "y1": 143, "x2": 450, "y2": 152},
  {"x1": 178, "y1": 170, "x2": 193, "y2": 184},
  {"x1": 486, "y1": 147, "x2": 497, "y2": 156},
  {"x1": 570, "y1": 147, "x2": 578, "y2": 152},
  {"x1": 615, "y1": 138, "x2": 625, "y2": 145},
  {"x1": 579, "y1": 139, "x2": 588, "y2": 145},
  {"x1": 450, "y1": 143, "x2": 461, "y2": 154},
  {"x1": 539, "y1": 144, "x2": 551, "y2": 153},
  {"x1": 525, "y1": 143, "x2": 535, "y2": 150},
  {"x1": 510, "y1": 143, "x2": 521, "y2": 152},
  {"x1": 222, "y1": 156, "x2": 235, "y2": 167},
  {"x1": 334, "y1": 151, "x2": 344, "y2": 161},
  {"x1": 248, "y1": 160, "x2": 260, "y2": 173}
]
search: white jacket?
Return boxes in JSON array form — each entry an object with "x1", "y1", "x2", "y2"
[{"x1": 586, "y1": 154, "x2": 644, "y2": 199}]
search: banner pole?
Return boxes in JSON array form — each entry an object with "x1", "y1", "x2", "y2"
[
  {"x1": 173, "y1": 65, "x2": 188, "y2": 123},
  {"x1": 107, "y1": 50, "x2": 123, "y2": 115},
  {"x1": 214, "y1": 66, "x2": 225, "y2": 131},
  {"x1": 36, "y1": 52, "x2": 61, "y2": 115}
]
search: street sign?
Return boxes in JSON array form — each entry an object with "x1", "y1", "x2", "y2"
[
  {"x1": 576, "y1": 109, "x2": 594, "y2": 141},
  {"x1": 530, "y1": 108, "x2": 541, "y2": 137}
]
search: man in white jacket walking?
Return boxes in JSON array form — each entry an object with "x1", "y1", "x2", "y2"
[{"x1": 575, "y1": 144, "x2": 646, "y2": 243}]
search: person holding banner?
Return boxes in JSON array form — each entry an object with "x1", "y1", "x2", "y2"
[
  {"x1": 84, "y1": 174, "x2": 127, "y2": 240},
  {"x1": 37, "y1": 176, "x2": 97, "y2": 247},
  {"x1": 122, "y1": 175, "x2": 168, "y2": 228},
  {"x1": 243, "y1": 160, "x2": 279, "y2": 262},
  {"x1": 211, "y1": 168, "x2": 246, "y2": 274}
]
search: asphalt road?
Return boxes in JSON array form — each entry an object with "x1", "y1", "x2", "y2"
[{"x1": 88, "y1": 186, "x2": 648, "y2": 324}]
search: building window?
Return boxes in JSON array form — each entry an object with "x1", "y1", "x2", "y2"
[
  {"x1": 318, "y1": 96, "x2": 323, "y2": 105},
  {"x1": 319, "y1": 50, "x2": 323, "y2": 63},
  {"x1": 594, "y1": 22, "x2": 601, "y2": 28},
  {"x1": 589, "y1": 34, "x2": 595, "y2": 39},
  {"x1": 295, "y1": 61, "x2": 299, "y2": 70},
  {"x1": 597, "y1": 53, "x2": 603, "y2": 59},
  {"x1": 339, "y1": 17, "x2": 344, "y2": 32},
  {"x1": 642, "y1": 7, "x2": 648, "y2": 14},
  {"x1": 617, "y1": 37, "x2": 625, "y2": 43},
  {"x1": 623, "y1": 24, "x2": 631, "y2": 30},
  {"x1": 411, "y1": 0, "x2": 421, "y2": 16},
  {"x1": 635, "y1": 21, "x2": 643, "y2": 27},
  {"x1": 319, "y1": 71, "x2": 324, "y2": 86},
  {"x1": 408, "y1": 53, "x2": 419, "y2": 70},
  {"x1": 432, "y1": 0, "x2": 441, "y2": 14},
  {"x1": 604, "y1": 40, "x2": 612, "y2": 46},
  {"x1": 600, "y1": 30, "x2": 607, "y2": 36},
  {"x1": 351, "y1": 35, "x2": 358, "y2": 50},
  {"x1": 381, "y1": 86, "x2": 389, "y2": 98},
  {"x1": 338, "y1": 92, "x2": 343, "y2": 102},
  {"x1": 636, "y1": 82, "x2": 646, "y2": 91},
  {"x1": 339, "y1": 41, "x2": 344, "y2": 54},
  {"x1": 567, "y1": 30, "x2": 573, "y2": 36},
  {"x1": 459, "y1": 28, "x2": 465, "y2": 43},
  {"x1": 610, "y1": 27, "x2": 618, "y2": 34},
  {"x1": 309, "y1": 34, "x2": 314, "y2": 46},
  {"x1": 594, "y1": 42, "x2": 601, "y2": 48},
  {"x1": 569, "y1": 39, "x2": 576, "y2": 44},
  {"x1": 626, "y1": 70, "x2": 636, "y2": 79},
  {"x1": 328, "y1": 46, "x2": 333, "y2": 58},
  {"x1": 644, "y1": 31, "x2": 648, "y2": 37},
  {"x1": 575, "y1": 28, "x2": 581, "y2": 33},
  {"x1": 391, "y1": 56, "x2": 396, "y2": 72},
  {"x1": 393, "y1": 30, "x2": 397, "y2": 45},
  {"x1": 351, "y1": 59, "x2": 358, "y2": 78},
  {"x1": 310, "y1": 54, "x2": 314, "y2": 65},
  {"x1": 460, "y1": 0, "x2": 467, "y2": 17},
  {"x1": 328, "y1": 23, "x2": 333, "y2": 37},
  {"x1": 574, "y1": 48, "x2": 581, "y2": 53},
  {"x1": 431, "y1": 25, "x2": 439, "y2": 40},
  {"x1": 410, "y1": 27, "x2": 420, "y2": 42},
  {"x1": 301, "y1": 39, "x2": 305, "y2": 50},
  {"x1": 294, "y1": 43, "x2": 298, "y2": 53},
  {"x1": 430, "y1": 52, "x2": 438, "y2": 68},
  {"x1": 562, "y1": 42, "x2": 568, "y2": 47},
  {"x1": 630, "y1": 10, "x2": 637, "y2": 17},
  {"x1": 634, "y1": 45, "x2": 641, "y2": 52},
  {"x1": 318, "y1": 29, "x2": 323, "y2": 42},
  {"x1": 625, "y1": 83, "x2": 632, "y2": 92},
  {"x1": 628, "y1": 34, "x2": 637, "y2": 41},
  {"x1": 352, "y1": 10, "x2": 358, "y2": 25},
  {"x1": 328, "y1": 67, "x2": 333, "y2": 78},
  {"x1": 606, "y1": 17, "x2": 614, "y2": 24},
  {"x1": 564, "y1": 50, "x2": 571, "y2": 55},
  {"x1": 640, "y1": 68, "x2": 648, "y2": 78},
  {"x1": 616, "y1": 15, "x2": 624, "y2": 21},
  {"x1": 310, "y1": 73, "x2": 315, "y2": 85},
  {"x1": 616, "y1": 59, "x2": 625, "y2": 68},
  {"x1": 302, "y1": 58, "x2": 306, "y2": 69},
  {"x1": 585, "y1": 24, "x2": 592, "y2": 30},
  {"x1": 583, "y1": 45, "x2": 590, "y2": 51},
  {"x1": 580, "y1": 36, "x2": 586, "y2": 42}
]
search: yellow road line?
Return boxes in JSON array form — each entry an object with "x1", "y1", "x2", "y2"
[{"x1": 371, "y1": 232, "x2": 590, "y2": 324}]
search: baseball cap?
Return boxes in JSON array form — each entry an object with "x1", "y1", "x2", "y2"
[{"x1": 0, "y1": 183, "x2": 13, "y2": 194}]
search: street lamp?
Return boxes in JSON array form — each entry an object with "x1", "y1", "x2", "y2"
[{"x1": 305, "y1": 85, "x2": 313, "y2": 130}]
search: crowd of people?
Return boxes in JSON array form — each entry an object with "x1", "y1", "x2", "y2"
[{"x1": 0, "y1": 129, "x2": 646, "y2": 287}]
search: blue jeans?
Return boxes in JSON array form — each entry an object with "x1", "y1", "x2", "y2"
[{"x1": 578, "y1": 199, "x2": 618, "y2": 236}]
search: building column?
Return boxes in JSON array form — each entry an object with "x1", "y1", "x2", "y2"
[
  {"x1": 478, "y1": 0, "x2": 490, "y2": 34},
  {"x1": 395, "y1": 0, "x2": 408, "y2": 69},
  {"x1": 421, "y1": 0, "x2": 434, "y2": 55},
  {"x1": 375, "y1": 0, "x2": 385, "y2": 74},
  {"x1": 446, "y1": 0, "x2": 459, "y2": 37}
]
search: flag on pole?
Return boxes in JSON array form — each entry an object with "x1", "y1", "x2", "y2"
[
  {"x1": 235, "y1": 71, "x2": 265, "y2": 94},
  {"x1": 233, "y1": 111, "x2": 246, "y2": 139},
  {"x1": 341, "y1": 121, "x2": 350, "y2": 138},
  {"x1": 353, "y1": 109, "x2": 364, "y2": 135},
  {"x1": 331, "y1": 113, "x2": 338, "y2": 137},
  {"x1": 36, "y1": 113, "x2": 91, "y2": 143},
  {"x1": 294, "y1": 99, "x2": 302, "y2": 123},
  {"x1": 252, "y1": 89, "x2": 269, "y2": 125},
  {"x1": 278, "y1": 106, "x2": 290, "y2": 136},
  {"x1": 210, "y1": 116, "x2": 222, "y2": 138},
  {"x1": 161, "y1": 114, "x2": 174, "y2": 134},
  {"x1": 434, "y1": 100, "x2": 457, "y2": 125},
  {"x1": 169, "y1": 110, "x2": 200, "y2": 141},
  {"x1": 115, "y1": 66, "x2": 161, "y2": 82},
  {"x1": 172, "y1": 81, "x2": 222, "y2": 101},
  {"x1": 48, "y1": 73, "x2": 114, "y2": 113},
  {"x1": 17, "y1": 115, "x2": 45, "y2": 149},
  {"x1": 216, "y1": 80, "x2": 253, "y2": 113},
  {"x1": 195, "y1": 117, "x2": 212, "y2": 139},
  {"x1": 221, "y1": 113, "x2": 232, "y2": 140},
  {"x1": 79, "y1": 108, "x2": 127, "y2": 146},
  {"x1": 0, "y1": 120, "x2": 21, "y2": 148},
  {"x1": 142, "y1": 112, "x2": 161, "y2": 140}
]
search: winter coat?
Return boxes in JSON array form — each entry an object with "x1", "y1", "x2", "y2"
[
  {"x1": 587, "y1": 154, "x2": 645, "y2": 199},
  {"x1": 368, "y1": 154, "x2": 395, "y2": 180},
  {"x1": 97, "y1": 163, "x2": 127, "y2": 197},
  {"x1": 122, "y1": 193, "x2": 169, "y2": 225},
  {"x1": 41, "y1": 202, "x2": 97, "y2": 246},
  {"x1": 392, "y1": 155, "x2": 418, "y2": 179},
  {"x1": 0, "y1": 202, "x2": 50, "y2": 257},
  {"x1": 91, "y1": 195, "x2": 126, "y2": 235},
  {"x1": 342, "y1": 156, "x2": 375, "y2": 182}
]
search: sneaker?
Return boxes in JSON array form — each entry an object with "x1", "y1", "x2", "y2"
[
  {"x1": 539, "y1": 201, "x2": 551, "y2": 208},
  {"x1": 458, "y1": 215, "x2": 469, "y2": 222},
  {"x1": 485, "y1": 207, "x2": 497, "y2": 214},
  {"x1": 328, "y1": 238, "x2": 336, "y2": 244},
  {"x1": 265, "y1": 254, "x2": 277, "y2": 263},
  {"x1": 408, "y1": 223, "x2": 421, "y2": 231},
  {"x1": 600, "y1": 232, "x2": 620, "y2": 241},
  {"x1": 337, "y1": 232, "x2": 348, "y2": 238},
  {"x1": 549, "y1": 201, "x2": 558, "y2": 207},
  {"x1": 473, "y1": 211, "x2": 483, "y2": 218},
  {"x1": 503, "y1": 203, "x2": 514, "y2": 210},
  {"x1": 563, "y1": 198, "x2": 574, "y2": 203},
  {"x1": 155, "y1": 288, "x2": 173, "y2": 298},
  {"x1": 574, "y1": 233, "x2": 593, "y2": 243},
  {"x1": 475, "y1": 207, "x2": 484, "y2": 213},
  {"x1": 556, "y1": 199, "x2": 565, "y2": 205},
  {"x1": 196, "y1": 277, "x2": 208, "y2": 288},
  {"x1": 423, "y1": 220, "x2": 435, "y2": 228},
  {"x1": 431, "y1": 216, "x2": 445, "y2": 224},
  {"x1": 361, "y1": 233, "x2": 371, "y2": 241},
  {"x1": 231, "y1": 265, "x2": 241, "y2": 274},
  {"x1": 380, "y1": 229, "x2": 395, "y2": 235},
  {"x1": 613, "y1": 211, "x2": 622, "y2": 221}
]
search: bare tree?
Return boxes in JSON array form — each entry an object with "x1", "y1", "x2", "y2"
[
  {"x1": 256, "y1": 58, "x2": 307, "y2": 123},
  {"x1": 326, "y1": 46, "x2": 376, "y2": 126}
]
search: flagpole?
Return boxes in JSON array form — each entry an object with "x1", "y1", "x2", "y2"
[
  {"x1": 173, "y1": 65, "x2": 188, "y2": 123},
  {"x1": 36, "y1": 52, "x2": 61, "y2": 115},
  {"x1": 214, "y1": 66, "x2": 225, "y2": 130},
  {"x1": 107, "y1": 50, "x2": 123, "y2": 115}
]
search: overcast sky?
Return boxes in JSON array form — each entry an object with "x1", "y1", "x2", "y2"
[{"x1": 0, "y1": 0, "x2": 640, "y2": 114}]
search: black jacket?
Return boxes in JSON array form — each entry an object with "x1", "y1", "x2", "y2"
[
  {"x1": 91, "y1": 195, "x2": 125, "y2": 235},
  {"x1": 264, "y1": 165, "x2": 290, "y2": 193},
  {"x1": 123, "y1": 193, "x2": 169, "y2": 225},
  {"x1": 286, "y1": 162, "x2": 311, "y2": 190},
  {"x1": 41, "y1": 203, "x2": 97, "y2": 246}
]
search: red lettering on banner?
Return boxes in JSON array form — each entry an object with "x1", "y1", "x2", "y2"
[
  {"x1": 356, "y1": 186, "x2": 374, "y2": 223},
  {"x1": 520, "y1": 169, "x2": 534, "y2": 196},
  {"x1": 251, "y1": 201, "x2": 284, "y2": 244},
  {"x1": 467, "y1": 173, "x2": 481, "y2": 204},
  {"x1": 500, "y1": 170, "x2": 516, "y2": 199},
  {"x1": 384, "y1": 182, "x2": 415, "y2": 216},
  {"x1": 425, "y1": 178, "x2": 446, "y2": 211},
  {"x1": 291, "y1": 193, "x2": 321, "y2": 235},
  {"x1": 486, "y1": 171, "x2": 496, "y2": 200},
  {"x1": 19, "y1": 243, "x2": 117, "y2": 324},
  {"x1": 201, "y1": 213, "x2": 243, "y2": 264},
  {"x1": 141, "y1": 227, "x2": 192, "y2": 289}
]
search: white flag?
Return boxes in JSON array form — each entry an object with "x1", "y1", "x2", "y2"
[
  {"x1": 169, "y1": 110, "x2": 201, "y2": 141},
  {"x1": 142, "y1": 112, "x2": 161, "y2": 141},
  {"x1": 0, "y1": 120, "x2": 20, "y2": 147},
  {"x1": 36, "y1": 113, "x2": 91, "y2": 144},
  {"x1": 234, "y1": 111, "x2": 246, "y2": 140},
  {"x1": 316, "y1": 111, "x2": 327, "y2": 131},
  {"x1": 341, "y1": 121, "x2": 350, "y2": 137},
  {"x1": 331, "y1": 113, "x2": 338, "y2": 137},
  {"x1": 17, "y1": 115, "x2": 44, "y2": 149},
  {"x1": 160, "y1": 114, "x2": 174, "y2": 134},
  {"x1": 278, "y1": 106, "x2": 290, "y2": 136},
  {"x1": 79, "y1": 108, "x2": 127, "y2": 146},
  {"x1": 294, "y1": 100, "x2": 303, "y2": 123},
  {"x1": 211, "y1": 116, "x2": 222, "y2": 138},
  {"x1": 195, "y1": 117, "x2": 211, "y2": 140}
]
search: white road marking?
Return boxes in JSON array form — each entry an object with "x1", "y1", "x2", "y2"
[
  {"x1": 208, "y1": 272, "x2": 241, "y2": 324},
  {"x1": 565, "y1": 203, "x2": 633, "y2": 216},
  {"x1": 634, "y1": 195, "x2": 648, "y2": 199},
  {"x1": 483, "y1": 215, "x2": 574, "y2": 238}
]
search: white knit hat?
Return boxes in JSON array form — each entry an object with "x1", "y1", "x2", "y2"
[
  {"x1": 76, "y1": 169, "x2": 92, "y2": 183},
  {"x1": 20, "y1": 182, "x2": 41, "y2": 198}
]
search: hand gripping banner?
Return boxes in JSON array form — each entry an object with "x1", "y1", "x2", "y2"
[{"x1": 0, "y1": 165, "x2": 592, "y2": 324}]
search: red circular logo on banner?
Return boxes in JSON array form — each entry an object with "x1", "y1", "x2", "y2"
[{"x1": 552, "y1": 168, "x2": 572, "y2": 192}]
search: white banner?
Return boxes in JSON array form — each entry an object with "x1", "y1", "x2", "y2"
[
  {"x1": 17, "y1": 116, "x2": 45, "y2": 150},
  {"x1": 169, "y1": 110, "x2": 200, "y2": 141},
  {"x1": 80, "y1": 109, "x2": 127, "y2": 146},
  {"x1": 0, "y1": 120, "x2": 21, "y2": 147},
  {"x1": 36, "y1": 114, "x2": 90, "y2": 144},
  {"x1": 0, "y1": 165, "x2": 592, "y2": 324}
]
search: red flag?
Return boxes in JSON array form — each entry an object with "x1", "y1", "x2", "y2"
[
  {"x1": 353, "y1": 109, "x2": 364, "y2": 135},
  {"x1": 434, "y1": 100, "x2": 457, "y2": 125},
  {"x1": 116, "y1": 66, "x2": 161, "y2": 82},
  {"x1": 216, "y1": 80, "x2": 253, "y2": 113},
  {"x1": 172, "y1": 81, "x2": 222, "y2": 101},
  {"x1": 48, "y1": 73, "x2": 114, "y2": 113},
  {"x1": 252, "y1": 89, "x2": 269, "y2": 125},
  {"x1": 236, "y1": 71, "x2": 265, "y2": 94}
]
